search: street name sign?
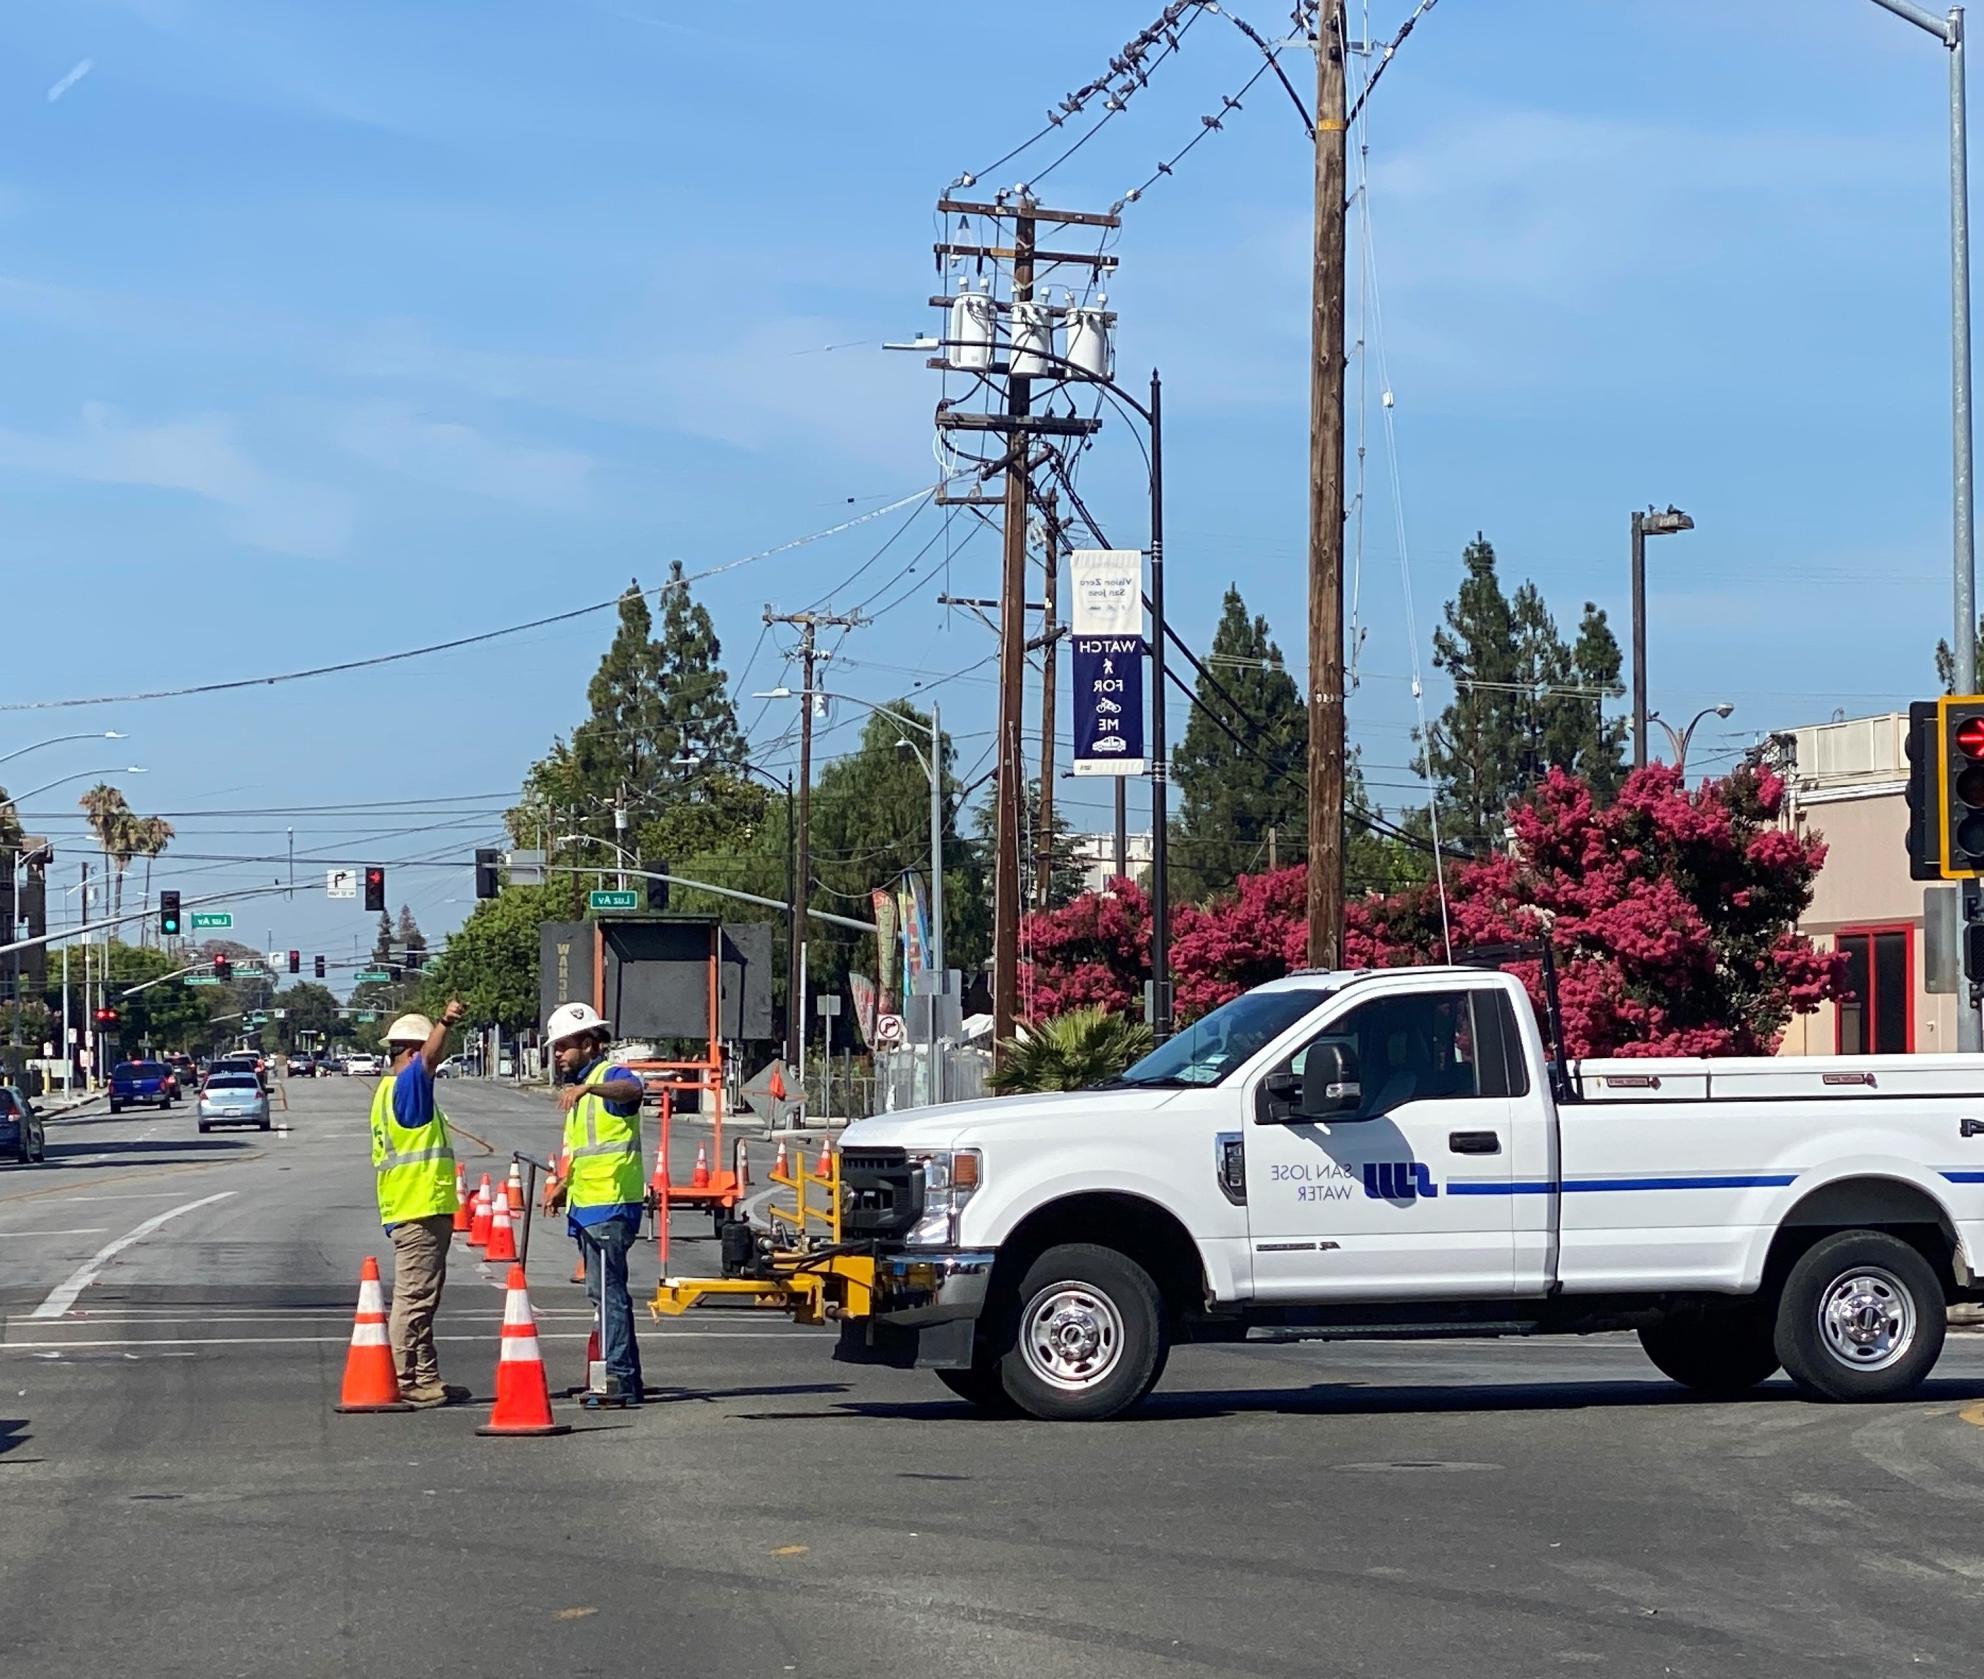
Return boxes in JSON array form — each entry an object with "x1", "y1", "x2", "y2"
[
  {"x1": 354, "y1": 968, "x2": 391, "y2": 983},
  {"x1": 589, "y1": 890, "x2": 639, "y2": 911},
  {"x1": 190, "y1": 911, "x2": 233, "y2": 930},
  {"x1": 185, "y1": 975, "x2": 221, "y2": 987}
]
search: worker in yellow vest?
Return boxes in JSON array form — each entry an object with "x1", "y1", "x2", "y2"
[
  {"x1": 543, "y1": 1001, "x2": 646, "y2": 1404},
  {"x1": 372, "y1": 999, "x2": 467, "y2": 1407}
]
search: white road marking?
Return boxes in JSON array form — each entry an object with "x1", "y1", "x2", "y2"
[
  {"x1": 28, "y1": 1191, "x2": 237, "y2": 1319},
  {"x1": 0, "y1": 1227, "x2": 108, "y2": 1238},
  {"x1": 15, "y1": 1192, "x2": 196, "y2": 1203}
]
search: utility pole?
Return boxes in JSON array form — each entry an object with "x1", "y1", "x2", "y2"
[
  {"x1": 764, "y1": 607, "x2": 864, "y2": 1069},
  {"x1": 1305, "y1": 2, "x2": 1349, "y2": 970},
  {"x1": 993, "y1": 204, "x2": 1036, "y2": 1051},
  {"x1": 1036, "y1": 491, "x2": 1059, "y2": 910}
]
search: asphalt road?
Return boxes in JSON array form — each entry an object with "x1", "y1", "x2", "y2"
[{"x1": 3, "y1": 1076, "x2": 1983, "y2": 1678}]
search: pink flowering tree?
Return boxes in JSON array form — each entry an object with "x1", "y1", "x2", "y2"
[
  {"x1": 1024, "y1": 765, "x2": 1847, "y2": 1056},
  {"x1": 1019, "y1": 877, "x2": 1152, "y2": 1018}
]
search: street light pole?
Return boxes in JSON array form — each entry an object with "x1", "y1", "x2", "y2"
[
  {"x1": 1867, "y1": 2, "x2": 1980, "y2": 1048},
  {"x1": 1146, "y1": 368, "x2": 1173, "y2": 1040},
  {"x1": 1629, "y1": 507, "x2": 1693, "y2": 768}
]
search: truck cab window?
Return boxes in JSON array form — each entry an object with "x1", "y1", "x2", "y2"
[{"x1": 1294, "y1": 989, "x2": 1518, "y2": 1118}]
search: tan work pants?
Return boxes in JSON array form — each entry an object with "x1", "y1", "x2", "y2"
[{"x1": 388, "y1": 1213, "x2": 454, "y2": 1388}]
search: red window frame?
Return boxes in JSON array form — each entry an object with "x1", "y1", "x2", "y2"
[{"x1": 1834, "y1": 923, "x2": 1915, "y2": 1055}]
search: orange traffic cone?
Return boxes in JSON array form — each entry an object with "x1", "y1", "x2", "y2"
[
  {"x1": 815, "y1": 1141, "x2": 832, "y2": 1179},
  {"x1": 334, "y1": 1257, "x2": 410, "y2": 1413},
  {"x1": 452, "y1": 1163, "x2": 471, "y2": 1234},
  {"x1": 650, "y1": 1150, "x2": 671, "y2": 1199},
  {"x1": 691, "y1": 1145, "x2": 710, "y2": 1189},
  {"x1": 769, "y1": 1063, "x2": 787, "y2": 1102},
  {"x1": 735, "y1": 1141, "x2": 752, "y2": 1193},
  {"x1": 773, "y1": 1139, "x2": 789, "y2": 1180},
  {"x1": 469, "y1": 1177, "x2": 493, "y2": 1248},
  {"x1": 505, "y1": 1162, "x2": 524, "y2": 1216},
  {"x1": 476, "y1": 1266, "x2": 570, "y2": 1437},
  {"x1": 541, "y1": 1149, "x2": 569, "y2": 1216},
  {"x1": 485, "y1": 1194, "x2": 519, "y2": 1263}
]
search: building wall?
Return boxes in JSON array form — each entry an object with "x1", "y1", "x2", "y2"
[{"x1": 1779, "y1": 744, "x2": 1957, "y2": 1055}]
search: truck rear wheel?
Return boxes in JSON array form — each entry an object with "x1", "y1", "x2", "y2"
[
  {"x1": 1774, "y1": 1230, "x2": 1946, "y2": 1402},
  {"x1": 995, "y1": 1243, "x2": 1166, "y2": 1422},
  {"x1": 1637, "y1": 1307, "x2": 1779, "y2": 1396}
]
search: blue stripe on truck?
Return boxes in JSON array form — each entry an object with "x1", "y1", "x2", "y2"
[{"x1": 1445, "y1": 1173, "x2": 1797, "y2": 1195}]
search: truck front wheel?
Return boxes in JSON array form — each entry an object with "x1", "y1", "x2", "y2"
[
  {"x1": 1637, "y1": 1307, "x2": 1779, "y2": 1396},
  {"x1": 995, "y1": 1243, "x2": 1167, "y2": 1422},
  {"x1": 1774, "y1": 1230, "x2": 1947, "y2": 1402}
]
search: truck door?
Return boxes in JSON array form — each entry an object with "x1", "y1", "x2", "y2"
[{"x1": 1242, "y1": 982, "x2": 1522, "y2": 1300}]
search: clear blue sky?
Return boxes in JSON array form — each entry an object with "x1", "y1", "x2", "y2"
[{"x1": 0, "y1": 1, "x2": 1964, "y2": 970}]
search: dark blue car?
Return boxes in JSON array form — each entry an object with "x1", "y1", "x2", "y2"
[
  {"x1": 0, "y1": 1086, "x2": 44, "y2": 1163},
  {"x1": 110, "y1": 1059, "x2": 174, "y2": 1114}
]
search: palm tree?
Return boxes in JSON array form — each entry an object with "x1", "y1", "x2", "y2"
[
  {"x1": 78, "y1": 784, "x2": 133, "y2": 920},
  {"x1": 988, "y1": 1007, "x2": 1154, "y2": 1096}
]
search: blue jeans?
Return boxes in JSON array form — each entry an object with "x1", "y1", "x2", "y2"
[{"x1": 580, "y1": 1218, "x2": 644, "y2": 1395}]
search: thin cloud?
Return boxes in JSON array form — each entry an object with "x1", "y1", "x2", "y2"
[{"x1": 46, "y1": 59, "x2": 94, "y2": 104}]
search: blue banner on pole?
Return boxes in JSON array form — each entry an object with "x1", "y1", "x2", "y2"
[{"x1": 1071, "y1": 635, "x2": 1148, "y2": 776}]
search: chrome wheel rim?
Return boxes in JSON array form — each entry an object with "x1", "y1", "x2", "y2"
[
  {"x1": 1019, "y1": 1283, "x2": 1125, "y2": 1392},
  {"x1": 1817, "y1": 1265, "x2": 1917, "y2": 1374}
]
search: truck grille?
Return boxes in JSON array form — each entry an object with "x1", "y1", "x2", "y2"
[{"x1": 838, "y1": 1147, "x2": 922, "y2": 1239}]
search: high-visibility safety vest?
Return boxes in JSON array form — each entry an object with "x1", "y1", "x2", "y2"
[
  {"x1": 369, "y1": 1073, "x2": 458, "y2": 1225},
  {"x1": 562, "y1": 1073, "x2": 644, "y2": 1211}
]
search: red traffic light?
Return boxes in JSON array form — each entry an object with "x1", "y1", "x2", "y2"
[{"x1": 1959, "y1": 717, "x2": 1984, "y2": 759}]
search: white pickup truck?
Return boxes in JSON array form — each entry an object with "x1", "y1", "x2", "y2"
[{"x1": 831, "y1": 963, "x2": 1984, "y2": 1420}]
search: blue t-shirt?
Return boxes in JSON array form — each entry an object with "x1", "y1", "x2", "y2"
[
  {"x1": 568, "y1": 1058, "x2": 645, "y2": 1236},
  {"x1": 392, "y1": 1056, "x2": 436, "y2": 1128}
]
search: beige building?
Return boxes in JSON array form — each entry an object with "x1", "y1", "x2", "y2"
[{"x1": 1777, "y1": 712, "x2": 1960, "y2": 1056}]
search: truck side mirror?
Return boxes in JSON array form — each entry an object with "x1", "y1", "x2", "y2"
[{"x1": 1298, "y1": 1042, "x2": 1361, "y2": 1119}]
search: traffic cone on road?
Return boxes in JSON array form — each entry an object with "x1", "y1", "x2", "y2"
[
  {"x1": 333, "y1": 1257, "x2": 410, "y2": 1414},
  {"x1": 476, "y1": 1266, "x2": 570, "y2": 1437},
  {"x1": 485, "y1": 1193, "x2": 518, "y2": 1263},
  {"x1": 452, "y1": 1163, "x2": 471, "y2": 1234},
  {"x1": 469, "y1": 1176, "x2": 494, "y2": 1248},
  {"x1": 541, "y1": 1148, "x2": 569, "y2": 1216},
  {"x1": 505, "y1": 1162, "x2": 524, "y2": 1216},
  {"x1": 649, "y1": 1149, "x2": 670, "y2": 1200},
  {"x1": 773, "y1": 1140, "x2": 789, "y2": 1181},
  {"x1": 735, "y1": 1141, "x2": 752, "y2": 1193},
  {"x1": 691, "y1": 1145, "x2": 710, "y2": 1189},
  {"x1": 815, "y1": 1141, "x2": 832, "y2": 1180}
]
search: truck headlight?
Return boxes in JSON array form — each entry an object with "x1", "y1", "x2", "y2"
[{"x1": 906, "y1": 1148, "x2": 982, "y2": 1247}]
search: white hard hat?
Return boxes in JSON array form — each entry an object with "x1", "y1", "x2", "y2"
[
  {"x1": 382, "y1": 1013, "x2": 434, "y2": 1047},
  {"x1": 544, "y1": 1000, "x2": 610, "y2": 1048}
]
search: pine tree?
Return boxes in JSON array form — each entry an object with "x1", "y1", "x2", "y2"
[
  {"x1": 396, "y1": 905, "x2": 427, "y2": 970},
  {"x1": 1428, "y1": 534, "x2": 1521, "y2": 852},
  {"x1": 371, "y1": 911, "x2": 394, "y2": 966},
  {"x1": 1568, "y1": 603, "x2": 1628, "y2": 797},
  {"x1": 654, "y1": 560, "x2": 743, "y2": 768},
  {"x1": 1936, "y1": 617, "x2": 1984, "y2": 693},
  {"x1": 972, "y1": 778, "x2": 1086, "y2": 910},
  {"x1": 1169, "y1": 586, "x2": 1308, "y2": 903}
]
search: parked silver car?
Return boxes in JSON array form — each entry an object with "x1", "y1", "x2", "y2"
[{"x1": 198, "y1": 1072, "x2": 271, "y2": 1133}]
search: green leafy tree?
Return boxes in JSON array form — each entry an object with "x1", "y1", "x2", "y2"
[
  {"x1": 271, "y1": 982, "x2": 341, "y2": 1053},
  {"x1": 1170, "y1": 585, "x2": 1309, "y2": 904},
  {"x1": 419, "y1": 883, "x2": 558, "y2": 1033},
  {"x1": 794, "y1": 703, "x2": 988, "y2": 1026},
  {"x1": 1429, "y1": 534, "x2": 1626, "y2": 851},
  {"x1": 1937, "y1": 618, "x2": 1984, "y2": 692},
  {"x1": 87, "y1": 942, "x2": 219, "y2": 1053},
  {"x1": 972, "y1": 777, "x2": 1085, "y2": 912}
]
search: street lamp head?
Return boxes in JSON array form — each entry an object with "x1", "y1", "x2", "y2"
[
  {"x1": 1713, "y1": 702, "x2": 1735, "y2": 720},
  {"x1": 753, "y1": 687, "x2": 795, "y2": 700},
  {"x1": 1642, "y1": 505, "x2": 1694, "y2": 536},
  {"x1": 103, "y1": 731, "x2": 127, "y2": 740}
]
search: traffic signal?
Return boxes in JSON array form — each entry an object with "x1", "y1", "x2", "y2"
[
  {"x1": 212, "y1": 953, "x2": 231, "y2": 981},
  {"x1": 159, "y1": 889, "x2": 182, "y2": 937},
  {"x1": 314, "y1": 954, "x2": 326, "y2": 979},
  {"x1": 1905, "y1": 702, "x2": 1942, "y2": 881},
  {"x1": 363, "y1": 866, "x2": 386, "y2": 912},
  {"x1": 474, "y1": 847, "x2": 500, "y2": 900},
  {"x1": 1967, "y1": 922, "x2": 1984, "y2": 986},
  {"x1": 644, "y1": 859, "x2": 669, "y2": 914},
  {"x1": 1939, "y1": 696, "x2": 1984, "y2": 877},
  {"x1": 288, "y1": 949, "x2": 300, "y2": 974},
  {"x1": 93, "y1": 1006, "x2": 118, "y2": 1027}
]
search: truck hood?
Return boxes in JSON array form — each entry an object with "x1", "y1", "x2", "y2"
[{"x1": 840, "y1": 1087, "x2": 1176, "y2": 1151}]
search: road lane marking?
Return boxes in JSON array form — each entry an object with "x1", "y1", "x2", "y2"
[
  {"x1": 1960, "y1": 1401, "x2": 1984, "y2": 1428},
  {"x1": 0, "y1": 1228, "x2": 108, "y2": 1238},
  {"x1": 28, "y1": 1191, "x2": 237, "y2": 1319}
]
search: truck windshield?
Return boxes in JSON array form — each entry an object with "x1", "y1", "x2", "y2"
[{"x1": 1106, "y1": 987, "x2": 1327, "y2": 1089}]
